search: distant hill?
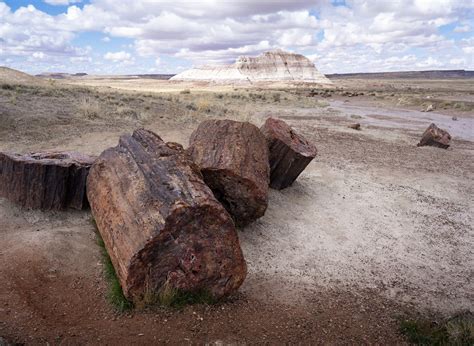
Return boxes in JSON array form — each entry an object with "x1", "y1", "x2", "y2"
[
  {"x1": 327, "y1": 70, "x2": 474, "y2": 79},
  {"x1": 0, "y1": 66, "x2": 46, "y2": 85},
  {"x1": 36, "y1": 72, "x2": 88, "y2": 79}
]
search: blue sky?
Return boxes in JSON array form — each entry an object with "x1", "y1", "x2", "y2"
[{"x1": 1, "y1": 0, "x2": 473, "y2": 75}]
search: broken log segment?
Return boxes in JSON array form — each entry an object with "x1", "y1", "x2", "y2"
[
  {"x1": 86, "y1": 129, "x2": 246, "y2": 303},
  {"x1": 187, "y1": 119, "x2": 270, "y2": 227},
  {"x1": 260, "y1": 117, "x2": 317, "y2": 190},
  {"x1": 417, "y1": 123, "x2": 451, "y2": 149},
  {"x1": 0, "y1": 151, "x2": 95, "y2": 210}
]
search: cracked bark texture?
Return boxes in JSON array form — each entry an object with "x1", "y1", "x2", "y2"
[
  {"x1": 0, "y1": 151, "x2": 94, "y2": 210},
  {"x1": 260, "y1": 117, "x2": 317, "y2": 190},
  {"x1": 188, "y1": 120, "x2": 270, "y2": 227},
  {"x1": 86, "y1": 129, "x2": 246, "y2": 303}
]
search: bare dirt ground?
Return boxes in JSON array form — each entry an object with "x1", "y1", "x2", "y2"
[{"x1": 0, "y1": 73, "x2": 473, "y2": 344}]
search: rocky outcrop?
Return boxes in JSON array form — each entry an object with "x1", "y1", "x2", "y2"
[{"x1": 171, "y1": 50, "x2": 332, "y2": 84}]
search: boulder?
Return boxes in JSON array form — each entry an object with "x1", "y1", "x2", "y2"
[
  {"x1": 260, "y1": 117, "x2": 317, "y2": 190},
  {"x1": 0, "y1": 151, "x2": 94, "y2": 210},
  {"x1": 417, "y1": 123, "x2": 451, "y2": 149},
  {"x1": 87, "y1": 129, "x2": 246, "y2": 303},
  {"x1": 188, "y1": 120, "x2": 269, "y2": 227}
]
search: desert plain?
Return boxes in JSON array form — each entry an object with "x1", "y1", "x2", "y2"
[{"x1": 0, "y1": 68, "x2": 473, "y2": 344}]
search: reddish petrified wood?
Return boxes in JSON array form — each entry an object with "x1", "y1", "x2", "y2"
[
  {"x1": 348, "y1": 123, "x2": 361, "y2": 130},
  {"x1": 86, "y1": 129, "x2": 246, "y2": 303},
  {"x1": 260, "y1": 117, "x2": 317, "y2": 190},
  {"x1": 0, "y1": 151, "x2": 95, "y2": 210},
  {"x1": 188, "y1": 120, "x2": 270, "y2": 227},
  {"x1": 417, "y1": 123, "x2": 451, "y2": 149}
]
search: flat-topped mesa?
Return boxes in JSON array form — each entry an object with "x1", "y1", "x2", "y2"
[{"x1": 171, "y1": 50, "x2": 332, "y2": 84}]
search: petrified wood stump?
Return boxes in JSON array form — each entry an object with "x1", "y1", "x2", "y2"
[
  {"x1": 260, "y1": 117, "x2": 317, "y2": 190},
  {"x1": 417, "y1": 123, "x2": 451, "y2": 149},
  {"x1": 87, "y1": 129, "x2": 246, "y2": 303},
  {"x1": 188, "y1": 120, "x2": 270, "y2": 227},
  {"x1": 0, "y1": 151, "x2": 95, "y2": 210}
]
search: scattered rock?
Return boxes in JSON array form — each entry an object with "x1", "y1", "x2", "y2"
[
  {"x1": 188, "y1": 119, "x2": 270, "y2": 226},
  {"x1": 348, "y1": 123, "x2": 361, "y2": 130},
  {"x1": 0, "y1": 151, "x2": 95, "y2": 210},
  {"x1": 260, "y1": 117, "x2": 317, "y2": 190},
  {"x1": 87, "y1": 129, "x2": 247, "y2": 303},
  {"x1": 452, "y1": 116, "x2": 458, "y2": 121},
  {"x1": 417, "y1": 123, "x2": 451, "y2": 149},
  {"x1": 422, "y1": 104, "x2": 434, "y2": 112}
]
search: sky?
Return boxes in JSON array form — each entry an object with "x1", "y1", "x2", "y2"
[{"x1": 1, "y1": 0, "x2": 473, "y2": 75}]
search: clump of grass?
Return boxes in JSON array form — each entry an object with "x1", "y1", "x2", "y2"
[
  {"x1": 400, "y1": 311, "x2": 473, "y2": 345},
  {"x1": 196, "y1": 98, "x2": 211, "y2": 113},
  {"x1": 272, "y1": 93, "x2": 281, "y2": 102},
  {"x1": 1, "y1": 83, "x2": 14, "y2": 90},
  {"x1": 157, "y1": 279, "x2": 216, "y2": 309},
  {"x1": 92, "y1": 218, "x2": 133, "y2": 312},
  {"x1": 79, "y1": 97, "x2": 101, "y2": 119},
  {"x1": 180, "y1": 89, "x2": 191, "y2": 94},
  {"x1": 92, "y1": 218, "x2": 216, "y2": 311}
]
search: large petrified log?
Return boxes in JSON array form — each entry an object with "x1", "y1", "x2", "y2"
[
  {"x1": 187, "y1": 120, "x2": 270, "y2": 227},
  {"x1": 260, "y1": 117, "x2": 317, "y2": 190},
  {"x1": 417, "y1": 123, "x2": 451, "y2": 149},
  {"x1": 87, "y1": 129, "x2": 246, "y2": 303},
  {"x1": 0, "y1": 151, "x2": 95, "y2": 210}
]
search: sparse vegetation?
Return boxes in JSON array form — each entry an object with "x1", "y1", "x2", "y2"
[
  {"x1": 92, "y1": 218, "x2": 133, "y2": 312},
  {"x1": 400, "y1": 312, "x2": 474, "y2": 345}
]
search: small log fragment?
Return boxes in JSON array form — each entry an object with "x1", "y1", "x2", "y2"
[
  {"x1": 0, "y1": 151, "x2": 95, "y2": 210},
  {"x1": 260, "y1": 117, "x2": 317, "y2": 190},
  {"x1": 188, "y1": 120, "x2": 270, "y2": 227},
  {"x1": 417, "y1": 123, "x2": 451, "y2": 149},
  {"x1": 348, "y1": 123, "x2": 361, "y2": 130},
  {"x1": 87, "y1": 129, "x2": 246, "y2": 303}
]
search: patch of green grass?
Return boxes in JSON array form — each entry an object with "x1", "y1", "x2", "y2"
[
  {"x1": 91, "y1": 218, "x2": 216, "y2": 311},
  {"x1": 91, "y1": 218, "x2": 133, "y2": 312},
  {"x1": 156, "y1": 279, "x2": 216, "y2": 309},
  {"x1": 400, "y1": 311, "x2": 473, "y2": 345}
]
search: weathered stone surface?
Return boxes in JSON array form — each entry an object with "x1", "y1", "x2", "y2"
[
  {"x1": 87, "y1": 129, "x2": 246, "y2": 303},
  {"x1": 171, "y1": 50, "x2": 332, "y2": 84},
  {"x1": 417, "y1": 123, "x2": 451, "y2": 149},
  {"x1": 260, "y1": 117, "x2": 317, "y2": 190},
  {"x1": 0, "y1": 151, "x2": 94, "y2": 210},
  {"x1": 188, "y1": 120, "x2": 270, "y2": 227}
]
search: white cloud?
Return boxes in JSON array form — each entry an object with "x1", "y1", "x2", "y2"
[
  {"x1": 43, "y1": 0, "x2": 81, "y2": 5},
  {"x1": 155, "y1": 57, "x2": 161, "y2": 66},
  {"x1": 104, "y1": 51, "x2": 134, "y2": 64},
  {"x1": 1, "y1": 0, "x2": 473, "y2": 74},
  {"x1": 454, "y1": 25, "x2": 471, "y2": 33}
]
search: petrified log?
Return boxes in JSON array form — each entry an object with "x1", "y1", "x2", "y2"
[
  {"x1": 417, "y1": 123, "x2": 451, "y2": 149},
  {"x1": 0, "y1": 151, "x2": 95, "y2": 210},
  {"x1": 87, "y1": 129, "x2": 246, "y2": 303},
  {"x1": 188, "y1": 120, "x2": 269, "y2": 227},
  {"x1": 348, "y1": 123, "x2": 361, "y2": 130},
  {"x1": 260, "y1": 117, "x2": 317, "y2": 190}
]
